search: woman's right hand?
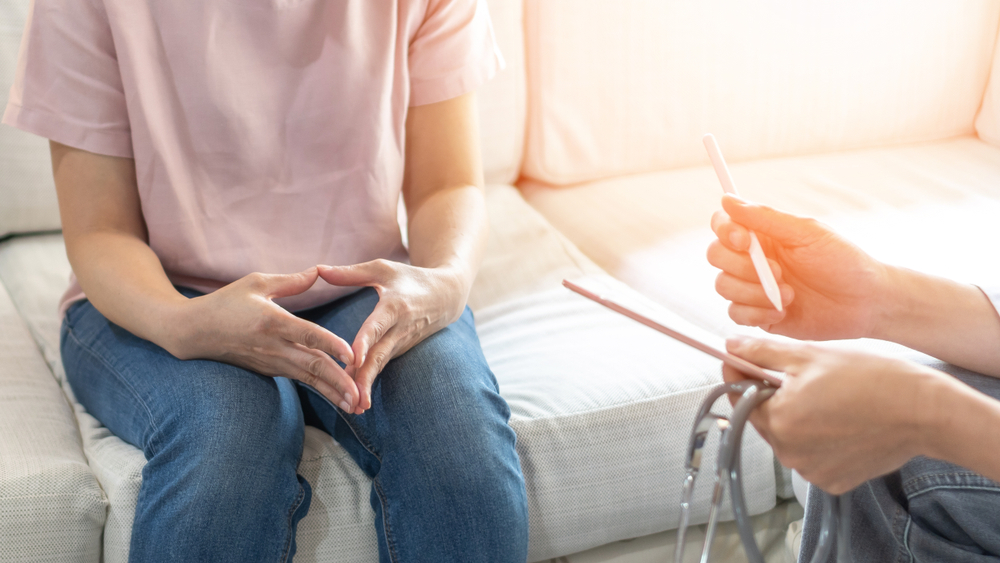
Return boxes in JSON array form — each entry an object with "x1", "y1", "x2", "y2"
[
  {"x1": 707, "y1": 194, "x2": 890, "y2": 341},
  {"x1": 169, "y1": 268, "x2": 359, "y2": 412}
]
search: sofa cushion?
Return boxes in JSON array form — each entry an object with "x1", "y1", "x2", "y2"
[
  {"x1": 0, "y1": 279, "x2": 105, "y2": 563},
  {"x1": 976, "y1": 14, "x2": 1000, "y2": 148},
  {"x1": 0, "y1": 0, "x2": 61, "y2": 237},
  {"x1": 478, "y1": 0, "x2": 526, "y2": 186},
  {"x1": 522, "y1": 0, "x2": 1000, "y2": 185},
  {"x1": 521, "y1": 136, "x2": 1000, "y2": 337},
  {"x1": 0, "y1": 185, "x2": 780, "y2": 561}
]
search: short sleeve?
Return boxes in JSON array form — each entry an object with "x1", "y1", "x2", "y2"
[
  {"x1": 981, "y1": 286, "x2": 1000, "y2": 318},
  {"x1": 2, "y1": 0, "x2": 132, "y2": 158},
  {"x1": 408, "y1": 0, "x2": 504, "y2": 107}
]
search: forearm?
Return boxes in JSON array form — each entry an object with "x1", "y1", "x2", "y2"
[
  {"x1": 406, "y1": 184, "x2": 488, "y2": 295},
  {"x1": 66, "y1": 230, "x2": 189, "y2": 354},
  {"x1": 872, "y1": 266, "x2": 1000, "y2": 377},
  {"x1": 921, "y1": 374, "x2": 1000, "y2": 483}
]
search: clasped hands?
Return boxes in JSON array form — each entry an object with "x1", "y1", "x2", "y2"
[{"x1": 172, "y1": 259, "x2": 466, "y2": 415}]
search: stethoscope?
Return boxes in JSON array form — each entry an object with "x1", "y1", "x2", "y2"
[{"x1": 673, "y1": 379, "x2": 850, "y2": 563}]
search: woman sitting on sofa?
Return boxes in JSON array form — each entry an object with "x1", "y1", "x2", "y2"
[
  {"x1": 709, "y1": 193, "x2": 1000, "y2": 562},
  {"x1": 3, "y1": 0, "x2": 528, "y2": 561}
]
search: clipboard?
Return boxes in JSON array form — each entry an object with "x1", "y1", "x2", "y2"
[{"x1": 563, "y1": 279, "x2": 784, "y2": 387}]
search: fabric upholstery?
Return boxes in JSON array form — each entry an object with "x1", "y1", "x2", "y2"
[
  {"x1": 976, "y1": 15, "x2": 1000, "y2": 148},
  {"x1": 0, "y1": 277, "x2": 105, "y2": 563},
  {"x1": 478, "y1": 0, "x2": 526, "y2": 185},
  {"x1": 522, "y1": 0, "x2": 1000, "y2": 185},
  {"x1": 522, "y1": 136, "x2": 1000, "y2": 338},
  {"x1": 0, "y1": 0, "x2": 60, "y2": 237},
  {"x1": 543, "y1": 498, "x2": 803, "y2": 563},
  {"x1": 0, "y1": 184, "x2": 781, "y2": 561}
]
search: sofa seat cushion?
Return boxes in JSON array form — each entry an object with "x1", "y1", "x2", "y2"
[
  {"x1": 0, "y1": 184, "x2": 780, "y2": 561},
  {"x1": 0, "y1": 277, "x2": 105, "y2": 562},
  {"x1": 521, "y1": 136, "x2": 1000, "y2": 337}
]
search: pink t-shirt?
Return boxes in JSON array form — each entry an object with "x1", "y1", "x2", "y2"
[{"x1": 3, "y1": 0, "x2": 502, "y2": 315}]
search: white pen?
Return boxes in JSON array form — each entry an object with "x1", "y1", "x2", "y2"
[{"x1": 702, "y1": 134, "x2": 783, "y2": 312}]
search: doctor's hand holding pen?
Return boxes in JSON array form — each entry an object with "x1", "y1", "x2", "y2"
[{"x1": 707, "y1": 193, "x2": 1000, "y2": 493}]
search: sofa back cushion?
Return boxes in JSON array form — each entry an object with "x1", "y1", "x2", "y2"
[
  {"x1": 0, "y1": 0, "x2": 525, "y2": 238},
  {"x1": 479, "y1": 0, "x2": 526, "y2": 185},
  {"x1": 523, "y1": 0, "x2": 1000, "y2": 186},
  {"x1": 976, "y1": 22, "x2": 1000, "y2": 147},
  {"x1": 0, "y1": 0, "x2": 60, "y2": 238}
]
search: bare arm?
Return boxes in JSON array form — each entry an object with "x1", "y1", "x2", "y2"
[
  {"x1": 52, "y1": 141, "x2": 189, "y2": 349},
  {"x1": 52, "y1": 141, "x2": 359, "y2": 409},
  {"x1": 402, "y1": 90, "x2": 488, "y2": 302},
  {"x1": 318, "y1": 91, "x2": 488, "y2": 412},
  {"x1": 873, "y1": 267, "x2": 1000, "y2": 377}
]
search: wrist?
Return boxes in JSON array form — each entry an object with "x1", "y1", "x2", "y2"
[
  {"x1": 427, "y1": 262, "x2": 474, "y2": 318},
  {"x1": 156, "y1": 294, "x2": 203, "y2": 360},
  {"x1": 869, "y1": 264, "x2": 912, "y2": 341}
]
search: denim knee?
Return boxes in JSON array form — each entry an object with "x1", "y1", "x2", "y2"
[{"x1": 131, "y1": 374, "x2": 310, "y2": 563}]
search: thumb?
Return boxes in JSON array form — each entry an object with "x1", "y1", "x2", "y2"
[
  {"x1": 726, "y1": 335, "x2": 811, "y2": 373},
  {"x1": 317, "y1": 262, "x2": 383, "y2": 288},
  {"x1": 721, "y1": 194, "x2": 820, "y2": 246},
  {"x1": 259, "y1": 267, "x2": 320, "y2": 299}
]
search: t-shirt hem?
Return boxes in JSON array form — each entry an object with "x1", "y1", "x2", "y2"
[
  {"x1": 409, "y1": 48, "x2": 503, "y2": 107},
  {"x1": 3, "y1": 102, "x2": 133, "y2": 159}
]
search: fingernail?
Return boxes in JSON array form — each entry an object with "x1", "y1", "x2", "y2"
[
  {"x1": 339, "y1": 400, "x2": 350, "y2": 411},
  {"x1": 729, "y1": 231, "x2": 743, "y2": 247},
  {"x1": 725, "y1": 193, "x2": 748, "y2": 204},
  {"x1": 345, "y1": 393, "x2": 352, "y2": 406}
]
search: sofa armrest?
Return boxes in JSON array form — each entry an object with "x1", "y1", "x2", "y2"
[{"x1": 0, "y1": 279, "x2": 106, "y2": 563}]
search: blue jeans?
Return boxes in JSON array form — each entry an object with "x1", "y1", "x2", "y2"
[
  {"x1": 61, "y1": 287, "x2": 529, "y2": 563},
  {"x1": 799, "y1": 361, "x2": 1000, "y2": 563}
]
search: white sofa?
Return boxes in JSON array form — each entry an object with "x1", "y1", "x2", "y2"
[{"x1": 4, "y1": 1, "x2": 1000, "y2": 562}]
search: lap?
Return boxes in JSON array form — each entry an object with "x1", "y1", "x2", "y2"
[
  {"x1": 61, "y1": 293, "x2": 304, "y2": 460},
  {"x1": 297, "y1": 287, "x2": 513, "y2": 475},
  {"x1": 800, "y1": 361, "x2": 1000, "y2": 562}
]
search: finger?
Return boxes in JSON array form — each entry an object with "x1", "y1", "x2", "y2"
[
  {"x1": 710, "y1": 209, "x2": 750, "y2": 251},
  {"x1": 317, "y1": 260, "x2": 390, "y2": 288},
  {"x1": 353, "y1": 328, "x2": 400, "y2": 412},
  {"x1": 716, "y1": 272, "x2": 793, "y2": 309},
  {"x1": 276, "y1": 314, "x2": 355, "y2": 366},
  {"x1": 722, "y1": 364, "x2": 775, "y2": 440},
  {"x1": 727, "y1": 302, "x2": 785, "y2": 328},
  {"x1": 707, "y1": 240, "x2": 784, "y2": 284},
  {"x1": 725, "y1": 336, "x2": 813, "y2": 372},
  {"x1": 351, "y1": 301, "x2": 398, "y2": 373},
  {"x1": 282, "y1": 344, "x2": 359, "y2": 411},
  {"x1": 255, "y1": 268, "x2": 321, "y2": 299},
  {"x1": 721, "y1": 194, "x2": 821, "y2": 246}
]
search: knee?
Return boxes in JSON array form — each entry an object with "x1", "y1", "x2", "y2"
[{"x1": 147, "y1": 371, "x2": 303, "y2": 481}]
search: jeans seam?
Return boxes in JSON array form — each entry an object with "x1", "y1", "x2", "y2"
[
  {"x1": 905, "y1": 471, "x2": 981, "y2": 487},
  {"x1": 279, "y1": 481, "x2": 307, "y2": 563},
  {"x1": 373, "y1": 476, "x2": 400, "y2": 563},
  {"x1": 906, "y1": 484, "x2": 1000, "y2": 500},
  {"x1": 903, "y1": 516, "x2": 915, "y2": 563},
  {"x1": 333, "y1": 409, "x2": 401, "y2": 561},
  {"x1": 64, "y1": 323, "x2": 163, "y2": 457}
]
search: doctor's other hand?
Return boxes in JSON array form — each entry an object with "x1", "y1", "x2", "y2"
[
  {"x1": 318, "y1": 260, "x2": 468, "y2": 414},
  {"x1": 723, "y1": 336, "x2": 948, "y2": 495},
  {"x1": 171, "y1": 267, "x2": 359, "y2": 412},
  {"x1": 708, "y1": 194, "x2": 888, "y2": 341}
]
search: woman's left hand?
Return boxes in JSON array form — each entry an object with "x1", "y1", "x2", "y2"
[
  {"x1": 723, "y1": 336, "x2": 951, "y2": 494},
  {"x1": 318, "y1": 260, "x2": 467, "y2": 414}
]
